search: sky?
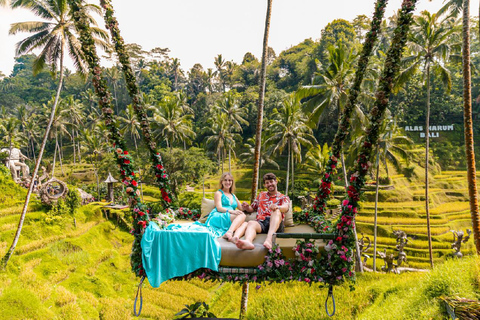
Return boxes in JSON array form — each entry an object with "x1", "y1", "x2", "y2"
[{"x1": 1, "y1": 0, "x2": 479, "y2": 76}]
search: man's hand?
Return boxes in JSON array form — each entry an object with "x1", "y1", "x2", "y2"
[
  {"x1": 241, "y1": 202, "x2": 249, "y2": 210},
  {"x1": 269, "y1": 203, "x2": 279, "y2": 212}
]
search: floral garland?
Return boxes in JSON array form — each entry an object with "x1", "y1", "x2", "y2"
[
  {"x1": 320, "y1": 0, "x2": 418, "y2": 287},
  {"x1": 312, "y1": 0, "x2": 388, "y2": 215},
  {"x1": 70, "y1": 1, "x2": 149, "y2": 277},
  {"x1": 100, "y1": 0, "x2": 174, "y2": 208}
]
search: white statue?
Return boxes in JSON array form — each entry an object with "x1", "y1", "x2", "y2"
[{"x1": 1, "y1": 147, "x2": 30, "y2": 181}]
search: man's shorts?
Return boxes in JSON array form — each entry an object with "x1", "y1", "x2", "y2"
[{"x1": 257, "y1": 216, "x2": 285, "y2": 234}]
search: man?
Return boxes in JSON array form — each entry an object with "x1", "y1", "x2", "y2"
[{"x1": 235, "y1": 173, "x2": 290, "y2": 250}]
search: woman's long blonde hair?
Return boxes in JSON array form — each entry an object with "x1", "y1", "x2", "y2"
[{"x1": 219, "y1": 172, "x2": 236, "y2": 193}]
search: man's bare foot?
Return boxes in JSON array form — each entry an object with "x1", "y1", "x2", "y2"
[
  {"x1": 263, "y1": 238, "x2": 273, "y2": 250},
  {"x1": 236, "y1": 239, "x2": 255, "y2": 250},
  {"x1": 222, "y1": 231, "x2": 233, "y2": 241},
  {"x1": 231, "y1": 236, "x2": 239, "y2": 244}
]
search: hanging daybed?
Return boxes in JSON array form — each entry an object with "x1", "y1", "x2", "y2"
[{"x1": 69, "y1": 0, "x2": 419, "y2": 317}]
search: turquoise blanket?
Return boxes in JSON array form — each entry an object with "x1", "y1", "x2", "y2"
[{"x1": 141, "y1": 221, "x2": 221, "y2": 287}]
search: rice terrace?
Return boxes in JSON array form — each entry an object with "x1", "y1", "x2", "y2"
[{"x1": 0, "y1": 0, "x2": 480, "y2": 319}]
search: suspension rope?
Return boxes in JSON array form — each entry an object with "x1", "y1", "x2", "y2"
[
  {"x1": 325, "y1": 285, "x2": 336, "y2": 317},
  {"x1": 133, "y1": 276, "x2": 145, "y2": 317}
]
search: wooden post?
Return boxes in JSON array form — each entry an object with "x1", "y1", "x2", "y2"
[{"x1": 239, "y1": 281, "x2": 249, "y2": 319}]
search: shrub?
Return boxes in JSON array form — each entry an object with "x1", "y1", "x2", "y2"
[{"x1": 178, "y1": 192, "x2": 203, "y2": 210}]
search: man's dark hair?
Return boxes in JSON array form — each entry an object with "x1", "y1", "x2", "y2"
[{"x1": 263, "y1": 173, "x2": 277, "y2": 182}]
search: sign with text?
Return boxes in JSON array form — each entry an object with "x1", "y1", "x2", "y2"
[{"x1": 404, "y1": 124, "x2": 455, "y2": 138}]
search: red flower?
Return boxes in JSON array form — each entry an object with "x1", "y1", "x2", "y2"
[
  {"x1": 336, "y1": 236, "x2": 343, "y2": 242},
  {"x1": 124, "y1": 159, "x2": 130, "y2": 164},
  {"x1": 138, "y1": 211, "x2": 145, "y2": 216},
  {"x1": 156, "y1": 164, "x2": 163, "y2": 170},
  {"x1": 138, "y1": 220, "x2": 147, "y2": 228},
  {"x1": 132, "y1": 180, "x2": 138, "y2": 187}
]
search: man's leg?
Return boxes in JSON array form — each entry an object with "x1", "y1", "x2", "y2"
[
  {"x1": 236, "y1": 221, "x2": 261, "y2": 250},
  {"x1": 264, "y1": 209, "x2": 282, "y2": 250}
]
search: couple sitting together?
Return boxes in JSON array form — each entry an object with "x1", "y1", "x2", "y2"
[{"x1": 204, "y1": 172, "x2": 290, "y2": 250}]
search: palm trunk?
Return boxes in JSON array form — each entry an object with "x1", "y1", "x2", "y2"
[
  {"x1": 463, "y1": 0, "x2": 480, "y2": 253},
  {"x1": 229, "y1": 149, "x2": 232, "y2": 173},
  {"x1": 30, "y1": 136, "x2": 36, "y2": 163},
  {"x1": 72, "y1": 128, "x2": 76, "y2": 165},
  {"x1": 251, "y1": 0, "x2": 273, "y2": 202},
  {"x1": 373, "y1": 148, "x2": 380, "y2": 272},
  {"x1": 95, "y1": 153, "x2": 100, "y2": 201},
  {"x1": 425, "y1": 61, "x2": 434, "y2": 268},
  {"x1": 1, "y1": 41, "x2": 65, "y2": 269},
  {"x1": 57, "y1": 136, "x2": 64, "y2": 176},
  {"x1": 239, "y1": 282, "x2": 249, "y2": 320},
  {"x1": 52, "y1": 132, "x2": 57, "y2": 177},
  {"x1": 286, "y1": 141, "x2": 290, "y2": 196},
  {"x1": 77, "y1": 130, "x2": 82, "y2": 163},
  {"x1": 291, "y1": 149, "x2": 294, "y2": 194}
]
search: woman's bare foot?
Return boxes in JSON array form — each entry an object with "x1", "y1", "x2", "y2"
[
  {"x1": 263, "y1": 238, "x2": 273, "y2": 250},
  {"x1": 222, "y1": 231, "x2": 233, "y2": 241},
  {"x1": 231, "y1": 236, "x2": 239, "y2": 244},
  {"x1": 236, "y1": 239, "x2": 255, "y2": 250}
]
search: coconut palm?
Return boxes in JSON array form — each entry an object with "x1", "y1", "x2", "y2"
[
  {"x1": 250, "y1": 0, "x2": 273, "y2": 204},
  {"x1": 265, "y1": 93, "x2": 316, "y2": 196},
  {"x1": 205, "y1": 113, "x2": 238, "y2": 173},
  {"x1": 119, "y1": 104, "x2": 141, "y2": 151},
  {"x1": 1, "y1": 0, "x2": 109, "y2": 268},
  {"x1": 370, "y1": 116, "x2": 412, "y2": 271},
  {"x1": 301, "y1": 143, "x2": 331, "y2": 176},
  {"x1": 460, "y1": 0, "x2": 480, "y2": 253},
  {"x1": 214, "y1": 91, "x2": 249, "y2": 171},
  {"x1": 396, "y1": 10, "x2": 460, "y2": 267},
  {"x1": 81, "y1": 127, "x2": 106, "y2": 200},
  {"x1": 64, "y1": 95, "x2": 84, "y2": 165},
  {"x1": 151, "y1": 95, "x2": 196, "y2": 149},
  {"x1": 214, "y1": 54, "x2": 226, "y2": 92},
  {"x1": 298, "y1": 43, "x2": 367, "y2": 187}
]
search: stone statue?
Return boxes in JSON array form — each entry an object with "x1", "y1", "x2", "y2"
[
  {"x1": 0, "y1": 147, "x2": 30, "y2": 182},
  {"x1": 377, "y1": 248, "x2": 398, "y2": 274},
  {"x1": 393, "y1": 229, "x2": 409, "y2": 267},
  {"x1": 451, "y1": 229, "x2": 471, "y2": 258},
  {"x1": 358, "y1": 233, "x2": 372, "y2": 268},
  {"x1": 39, "y1": 178, "x2": 68, "y2": 206},
  {"x1": 298, "y1": 193, "x2": 313, "y2": 210}
]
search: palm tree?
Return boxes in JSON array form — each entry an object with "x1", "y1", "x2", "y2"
[
  {"x1": 214, "y1": 91, "x2": 249, "y2": 171},
  {"x1": 82, "y1": 127, "x2": 106, "y2": 200},
  {"x1": 370, "y1": 117, "x2": 412, "y2": 271},
  {"x1": 214, "y1": 54, "x2": 226, "y2": 92},
  {"x1": 105, "y1": 65, "x2": 121, "y2": 114},
  {"x1": 462, "y1": 0, "x2": 480, "y2": 254},
  {"x1": 250, "y1": 0, "x2": 273, "y2": 203},
  {"x1": 396, "y1": 10, "x2": 460, "y2": 267},
  {"x1": 439, "y1": 0, "x2": 480, "y2": 258},
  {"x1": 151, "y1": 96, "x2": 196, "y2": 149},
  {"x1": 170, "y1": 58, "x2": 181, "y2": 91},
  {"x1": 1, "y1": 0, "x2": 108, "y2": 268},
  {"x1": 301, "y1": 143, "x2": 330, "y2": 176},
  {"x1": 266, "y1": 93, "x2": 316, "y2": 195},
  {"x1": 64, "y1": 95, "x2": 84, "y2": 165},
  {"x1": 119, "y1": 104, "x2": 141, "y2": 151},
  {"x1": 205, "y1": 113, "x2": 238, "y2": 173},
  {"x1": 298, "y1": 43, "x2": 365, "y2": 187}
]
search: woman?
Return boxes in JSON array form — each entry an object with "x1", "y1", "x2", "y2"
[{"x1": 204, "y1": 172, "x2": 247, "y2": 242}]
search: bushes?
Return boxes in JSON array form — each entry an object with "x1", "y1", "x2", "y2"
[{"x1": 178, "y1": 192, "x2": 203, "y2": 210}]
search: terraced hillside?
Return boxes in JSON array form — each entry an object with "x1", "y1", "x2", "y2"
[
  {"x1": 0, "y1": 200, "x2": 219, "y2": 319},
  {"x1": 357, "y1": 171, "x2": 476, "y2": 269}
]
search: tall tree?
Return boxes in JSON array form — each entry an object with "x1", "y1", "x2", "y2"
[
  {"x1": 396, "y1": 10, "x2": 459, "y2": 267},
  {"x1": 119, "y1": 104, "x2": 141, "y2": 151},
  {"x1": 266, "y1": 93, "x2": 316, "y2": 196},
  {"x1": 250, "y1": 0, "x2": 273, "y2": 203},
  {"x1": 1, "y1": 0, "x2": 107, "y2": 268},
  {"x1": 461, "y1": 0, "x2": 480, "y2": 254}
]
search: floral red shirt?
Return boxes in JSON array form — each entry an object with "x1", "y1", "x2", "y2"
[{"x1": 251, "y1": 191, "x2": 290, "y2": 221}]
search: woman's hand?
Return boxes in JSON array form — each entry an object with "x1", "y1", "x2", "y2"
[{"x1": 230, "y1": 209, "x2": 244, "y2": 215}]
